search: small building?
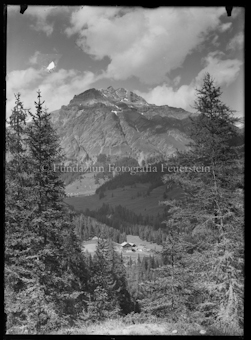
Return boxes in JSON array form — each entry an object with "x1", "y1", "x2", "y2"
[
  {"x1": 92, "y1": 236, "x2": 99, "y2": 240},
  {"x1": 121, "y1": 242, "x2": 131, "y2": 248},
  {"x1": 121, "y1": 242, "x2": 137, "y2": 252}
]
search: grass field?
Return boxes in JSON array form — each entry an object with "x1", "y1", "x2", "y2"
[
  {"x1": 65, "y1": 172, "x2": 107, "y2": 196},
  {"x1": 127, "y1": 235, "x2": 162, "y2": 251},
  {"x1": 65, "y1": 182, "x2": 185, "y2": 217},
  {"x1": 81, "y1": 235, "x2": 163, "y2": 261}
]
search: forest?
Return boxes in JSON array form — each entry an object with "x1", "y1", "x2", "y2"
[{"x1": 5, "y1": 74, "x2": 244, "y2": 335}]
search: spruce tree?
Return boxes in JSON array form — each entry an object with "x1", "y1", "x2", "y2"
[
  {"x1": 5, "y1": 94, "x2": 38, "y2": 333},
  {"x1": 26, "y1": 91, "x2": 88, "y2": 329},
  {"x1": 160, "y1": 73, "x2": 244, "y2": 332},
  {"x1": 87, "y1": 234, "x2": 134, "y2": 320},
  {"x1": 87, "y1": 235, "x2": 119, "y2": 320},
  {"x1": 5, "y1": 91, "x2": 88, "y2": 333}
]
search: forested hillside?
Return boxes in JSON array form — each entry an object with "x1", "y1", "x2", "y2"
[{"x1": 5, "y1": 74, "x2": 244, "y2": 335}]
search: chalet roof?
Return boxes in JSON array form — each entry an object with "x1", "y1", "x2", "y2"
[
  {"x1": 121, "y1": 242, "x2": 136, "y2": 247},
  {"x1": 92, "y1": 236, "x2": 99, "y2": 240}
]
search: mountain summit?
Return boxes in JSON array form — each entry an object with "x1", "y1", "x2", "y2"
[
  {"x1": 69, "y1": 86, "x2": 149, "y2": 107},
  {"x1": 100, "y1": 86, "x2": 148, "y2": 106},
  {"x1": 51, "y1": 87, "x2": 196, "y2": 164}
]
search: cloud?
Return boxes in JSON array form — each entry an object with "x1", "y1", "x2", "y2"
[
  {"x1": 29, "y1": 51, "x2": 41, "y2": 65},
  {"x1": 30, "y1": 20, "x2": 54, "y2": 36},
  {"x1": 226, "y1": 32, "x2": 244, "y2": 51},
  {"x1": 135, "y1": 84, "x2": 196, "y2": 111},
  {"x1": 65, "y1": 6, "x2": 226, "y2": 84},
  {"x1": 8, "y1": 6, "x2": 71, "y2": 36},
  {"x1": 6, "y1": 67, "x2": 98, "y2": 117},
  {"x1": 173, "y1": 76, "x2": 181, "y2": 87},
  {"x1": 136, "y1": 52, "x2": 242, "y2": 111},
  {"x1": 212, "y1": 35, "x2": 220, "y2": 47},
  {"x1": 218, "y1": 22, "x2": 232, "y2": 32},
  {"x1": 27, "y1": 6, "x2": 70, "y2": 36},
  {"x1": 28, "y1": 51, "x2": 62, "y2": 70},
  {"x1": 6, "y1": 68, "x2": 44, "y2": 94},
  {"x1": 196, "y1": 51, "x2": 243, "y2": 86}
]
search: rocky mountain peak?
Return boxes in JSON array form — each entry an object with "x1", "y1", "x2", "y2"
[
  {"x1": 100, "y1": 86, "x2": 148, "y2": 106},
  {"x1": 50, "y1": 85, "x2": 197, "y2": 165},
  {"x1": 106, "y1": 86, "x2": 115, "y2": 92},
  {"x1": 70, "y1": 88, "x2": 108, "y2": 106}
]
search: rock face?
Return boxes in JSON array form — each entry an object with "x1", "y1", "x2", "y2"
[{"x1": 50, "y1": 86, "x2": 196, "y2": 165}]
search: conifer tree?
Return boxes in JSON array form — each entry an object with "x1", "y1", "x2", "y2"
[
  {"x1": 5, "y1": 94, "x2": 37, "y2": 332},
  {"x1": 87, "y1": 234, "x2": 134, "y2": 320},
  {"x1": 139, "y1": 219, "x2": 195, "y2": 319},
  {"x1": 160, "y1": 73, "x2": 244, "y2": 332},
  {"x1": 5, "y1": 92, "x2": 88, "y2": 333},
  {"x1": 87, "y1": 235, "x2": 119, "y2": 320},
  {"x1": 26, "y1": 91, "x2": 88, "y2": 328}
]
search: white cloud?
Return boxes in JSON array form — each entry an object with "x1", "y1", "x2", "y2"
[
  {"x1": 65, "y1": 6, "x2": 226, "y2": 84},
  {"x1": 226, "y1": 32, "x2": 244, "y2": 51},
  {"x1": 196, "y1": 51, "x2": 243, "y2": 86},
  {"x1": 136, "y1": 84, "x2": 196, "y2": 111},
  {"x1": 136, "y1": 52, "x2": 242, "y2": 111},
  {"x1": 6, "y1": 67, "x2": 98, "y2": 117},
  {"x1": 6, "y1": 68, "x2": 44, "y2": 94},
  {"x1": 218, "y1": 22, "x2": 232, "y2": 32}
]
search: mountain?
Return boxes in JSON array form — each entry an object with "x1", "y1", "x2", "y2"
[{"x1": 50, "y1": 86, "x2": 197, "y2": 165}]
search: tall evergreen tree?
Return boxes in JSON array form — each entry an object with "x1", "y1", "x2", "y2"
[
  {"x1": 160, "y1": 73, "x2": 244, "y2": 331},
  {"x1": 5, "y1": 94, "x2": 40, "y2": 332},
  {"x1": 26, "y1": 91, "x2": 88, "y2": 328},
  {"x1": 5, "y1": 92, "x2": 88, "y2": 333},
  {"x1": 87, "y1": 235, "x2": 119, "y2": 320},
  {"x1": 87, "y1": 234, "x2": 135, "y2": 320}
]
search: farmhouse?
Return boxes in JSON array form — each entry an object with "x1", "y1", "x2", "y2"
[{"x1": 121, "y1": 242, "x2": 136, "y2": 249}]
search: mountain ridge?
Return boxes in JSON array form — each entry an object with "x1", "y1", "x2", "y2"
[{"x1": 50, "y1": 86, "x2": 197, "y2": 165}]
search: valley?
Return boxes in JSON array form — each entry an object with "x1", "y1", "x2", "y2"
[{"x1": 65, "y1": 179, "x2": 184, "y2": 216}]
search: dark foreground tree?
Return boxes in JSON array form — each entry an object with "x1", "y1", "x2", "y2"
[
  {"x1": 86, "y1": 234, "x2": 135, "y2": 321},
  {"x1": 5, "y1": 94, "x2": 35, "y2": 332},
  {"x1": 5, "y1": 92, "x2": 88, "y2": 334}
]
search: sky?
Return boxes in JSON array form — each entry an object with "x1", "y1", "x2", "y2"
[{"x1": 6, "y1": 6, "x2": 244, "y2": 125}]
